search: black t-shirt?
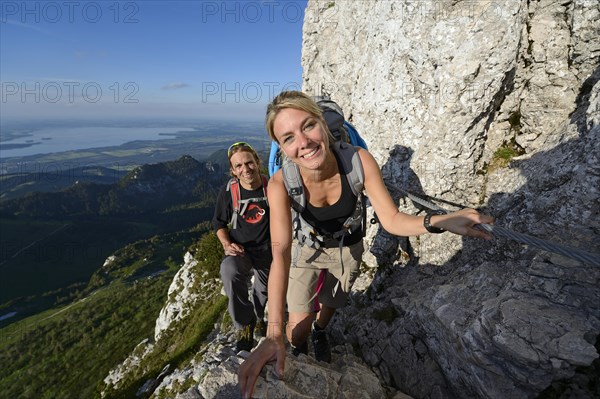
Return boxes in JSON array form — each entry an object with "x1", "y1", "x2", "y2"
[
  {"x1": 212, "y1": 179, "x2": 270, "y2": 248},
  {"x1": 301, "y1": 152, "x2": 363, "y2": 248}
]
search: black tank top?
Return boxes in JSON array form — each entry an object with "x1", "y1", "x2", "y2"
[{"x1": 301, "y1": 153, "x2": 363, "y2": 248}]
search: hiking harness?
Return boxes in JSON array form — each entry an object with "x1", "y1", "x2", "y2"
[
  {"x1": 226, "y1": 175, "x2": 269, "y2": 230},
  {"x1": 281, "y1": 141, "x2": 367, "y2": 306}
]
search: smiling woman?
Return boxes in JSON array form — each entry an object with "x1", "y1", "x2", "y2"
[
  {"x1": 238, "y1": 91, "x2": 495, "y2": 399},
  {"x1": 272, "y1": 107, "x2": 333, "y2": 171}
]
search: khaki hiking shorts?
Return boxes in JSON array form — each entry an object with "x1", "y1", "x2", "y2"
[{"x1": 287, "y1": 240, "x2": 364, "y2": 314}]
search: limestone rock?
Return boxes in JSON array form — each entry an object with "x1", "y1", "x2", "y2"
[
  {"x1": 149, "y1": 327, "x2": 404, "y2": 399},
  {"x1": 198, "y1": 350, "x2": 393, "y2": 399},
  {"x1": 155, "y1": 252, "x2": 220, "y2": 341},
  {"x1": 304, "y1": 0, "x2": 600, "y2": 398},
  {"x1": 102, "y1": 338, "x2": 154, "y2": 393}
]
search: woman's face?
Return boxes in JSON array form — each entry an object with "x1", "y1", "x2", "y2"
[
  {"x1": 229, "y1": 150, "x2": 261, "y2": 187},
  {"x1": 273, "y1": 107, "x2": 328, "y2": 170}
]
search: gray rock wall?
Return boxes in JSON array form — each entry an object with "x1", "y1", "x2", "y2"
[
  {"x1": 303, "y1": 0, "x2": 600, "y2": 398},
  {"x1": 303, "y1": 0, "x2": 598, "y2": 264}
]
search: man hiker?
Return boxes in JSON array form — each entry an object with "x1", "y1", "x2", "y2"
[{"x1": 212, "y1": 142, "x2": 271, "y2": 352}]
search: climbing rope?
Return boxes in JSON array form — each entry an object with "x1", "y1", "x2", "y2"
[{"x1": 395, "y1": 188, "x2": 600, "y2": 267}]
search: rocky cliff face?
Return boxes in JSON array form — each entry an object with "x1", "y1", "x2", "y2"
[
  {"x1": 303, "y1": 0, "x2": 600, "y2": 398},
  {"x1": 103, "y1": 254, "x2": 400, "y2": 399}
]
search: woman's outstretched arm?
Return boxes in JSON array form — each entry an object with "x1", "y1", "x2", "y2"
[{"x1": 358, "y1": 148, "x2": 494, "y2": 239}]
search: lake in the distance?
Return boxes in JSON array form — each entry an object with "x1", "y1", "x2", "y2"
[{"x1": 0, "y1": 126, "x2": 198, "y2": 158}]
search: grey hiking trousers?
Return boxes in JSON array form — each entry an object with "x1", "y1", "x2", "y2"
[{"x1": 220, "y1": 245, "x2": 272, "y2": 329}]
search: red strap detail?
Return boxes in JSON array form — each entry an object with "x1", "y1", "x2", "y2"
[
  {"x1": 231, "y1": 175, "x2": 267, "y2": 212},
  {"x1": 312, "y1": 270, "x2": 327, "y2": 313},
  {"x1": 230, "y1": 179, "x2": 240, "y2": 212}
]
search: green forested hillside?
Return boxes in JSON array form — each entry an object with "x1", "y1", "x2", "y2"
[
  {"x1": 0, "y1": 228, "x2": 224, "y2": 399},
  {"x1": 0, "y1": 151, "x2": 257, "y2": 398},
  {"x1": 0, "y1": 155, "x2": 227, "y2": 323}
]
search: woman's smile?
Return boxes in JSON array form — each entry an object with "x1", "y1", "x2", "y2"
[{"x1": 301, "y1": 146, "x2": 320, "y2": 160}]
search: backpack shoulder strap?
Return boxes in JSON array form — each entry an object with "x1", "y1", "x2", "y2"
[
  {"x1": 333, "y1": 141, "x2": 364, "y2": 197},
  {"x1": 226, "y1": 178, "x2": 240, "y2": 211},
  {"x1": 333, "y1": 141, "x2": 367, "y2": 241},
  {"x1": 281, "y1": 158, "x2": 306, "y2": 213},
  {"x1": 226, "y1": 178, "x2": 241, "y2": 229},
  {"x1": 260, "y1": 174, "x2": 269, "y2": 206}
]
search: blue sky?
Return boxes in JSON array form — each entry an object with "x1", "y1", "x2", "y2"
[{"x1": 0, "y1": 1, "x2": 307, "y2": 121}]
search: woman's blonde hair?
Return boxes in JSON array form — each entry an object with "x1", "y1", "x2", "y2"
[{"x1": 265, "y1": 91, "x2": 334, "y2": 147}]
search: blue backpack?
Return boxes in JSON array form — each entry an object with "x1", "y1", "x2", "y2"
[{"x1": 268, "y1": 96, "x2": 368, "y2": 177}]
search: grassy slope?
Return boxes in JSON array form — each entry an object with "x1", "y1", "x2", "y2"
[
  {"x1": 101, "y1": 231, "x2": 227, "y2": 398},
  {"x1": 0, "y1": 230, "x2": 225, "y2": 399},
  {"x1": 0, "y1": 218, "x2": 157, "y2": 303},
  {"x1": 0, "y1": 206, "x2": 214, "y2": 323},
  {"x1": 0, "y1": 279, "x2": 168, "y2": 399}
]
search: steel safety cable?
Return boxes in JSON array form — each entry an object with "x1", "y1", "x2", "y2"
[{"x1": 394, "y1": 188, "x2": 600, "y2": 267}]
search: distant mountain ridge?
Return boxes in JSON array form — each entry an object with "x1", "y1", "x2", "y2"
[
  {"x1": 0, "y1": 164, "x2": 126, "y2": 202},
  {"x1": 0, "y1": 155, "x2": 226, "y2": 218},
  {"x1": 0, "y1": 153, "x2": 229, "y2": 331}
]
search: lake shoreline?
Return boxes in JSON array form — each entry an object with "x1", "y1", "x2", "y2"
[{"x1": 0, "y1": 121, "x2": 271, "y2": 175}]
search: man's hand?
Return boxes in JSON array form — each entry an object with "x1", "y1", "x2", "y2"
[{"x1": 224, "y1": 242, "x2": 245, "y2": 256}]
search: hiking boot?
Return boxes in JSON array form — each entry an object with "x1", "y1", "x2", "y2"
[
  {"x1": 291, "y1": 340, "x2": 309, "y2": 357},
  {"x1": 255, "y1": 319, "x2": 267, "y2": 338},
  {"x1": 311, "y1": 321, "x2": 331, "y2": 362},
  {"x1": 235, "y1": 323, "x2": 255, "y2": 353}
]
